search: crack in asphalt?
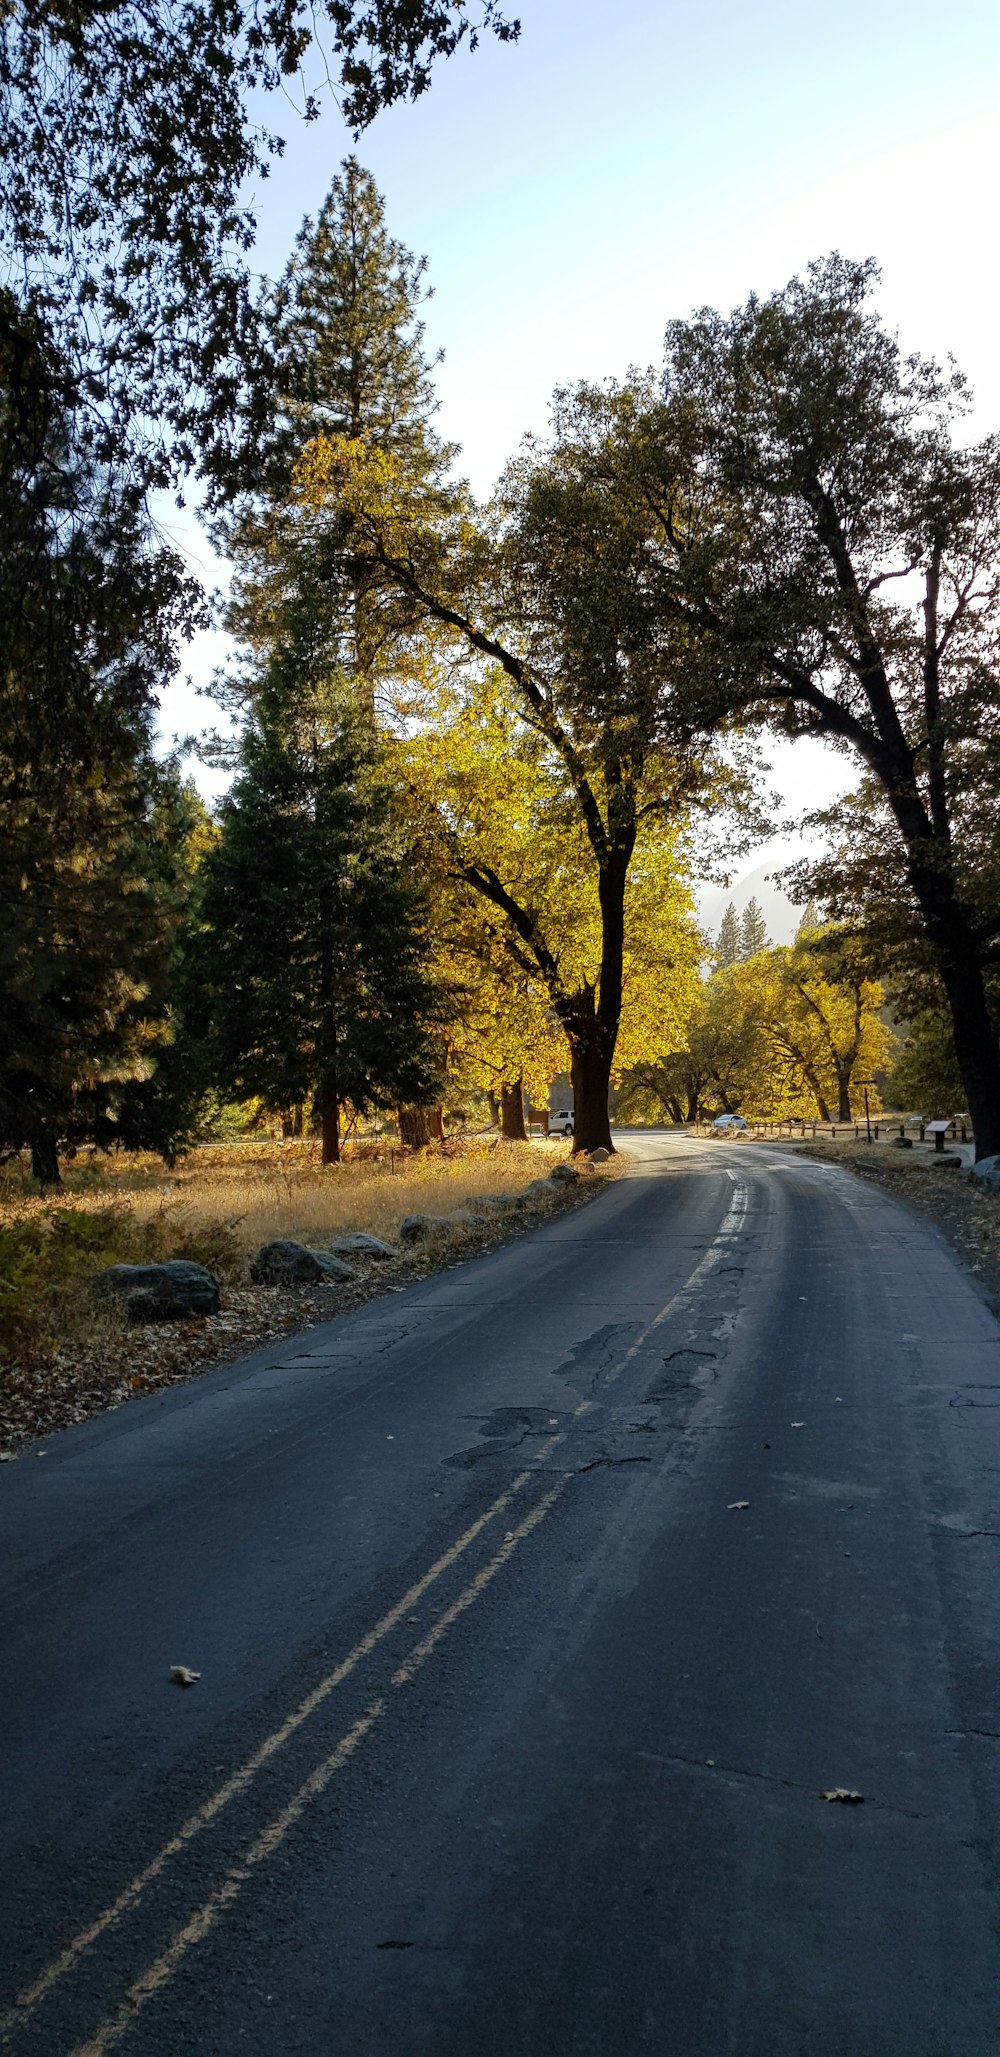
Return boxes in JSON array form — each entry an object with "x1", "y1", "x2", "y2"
[
  {"x1": 576, "y1": 1455, "x2": 652, "y2": 1474},
  {"x1": 636, "y1": 1749, "x2": 929, "y2": 1818}
]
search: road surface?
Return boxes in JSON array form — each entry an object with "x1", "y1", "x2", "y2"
[{"x1": 2, "y1": 1131, "x2": 1000, "y2": 2056}]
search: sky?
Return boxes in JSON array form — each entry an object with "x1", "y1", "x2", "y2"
[{"x1": 160, "y1": 0, "x2": 1000, "y2": 878}]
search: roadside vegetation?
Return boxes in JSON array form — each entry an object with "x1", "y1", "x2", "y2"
[
  {"x1": 0, "y1": 1137, "x2": 611, "y2": 1456},
  {"x1": 2, "y1": 24, "x2": 999, "y2": 1447}
]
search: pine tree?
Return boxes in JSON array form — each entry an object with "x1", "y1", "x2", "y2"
[
  {"x1": 0, "y1": 298, "x2": 199, "y2": 1181},
  {"x1": 199, "y1": 679, "x2": 441, "y2": 1162},
  {"x1": 217, "y1": 158, "x2": 454, "y2": 719},
  {"x1": 740, "y1": 897, "x2": 769, "y2": 959},
  {"x1": 715, "y1": 903, "x2": 742, "y2": 968}
]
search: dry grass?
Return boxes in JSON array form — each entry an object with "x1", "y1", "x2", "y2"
[
  {"x1": 0, "y1": 1135, "x2": 572, "y2": 1279},
  {"x1": 0, "y1": 1136, "x2": 605, "y2": 1459}
]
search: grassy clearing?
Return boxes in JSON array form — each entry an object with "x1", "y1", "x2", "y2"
[{"x1": 0, "y1": 1136, "x2": 605, "y2": 1457}]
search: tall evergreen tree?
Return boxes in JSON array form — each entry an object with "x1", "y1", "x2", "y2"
[
  {"x1": 0, "y1": 297, "x2": 201, "y2": 1180},
  {"x1": 740, "y1": 897, "x2": 769, "y2": 959},
  {"x1": 715, "y1": 904, "x2": 741, "y2": 969},
  {"x1": 216, "y1": 159, "x2": 454, "y2": 722},
  {"x1": 199, "y1": 680, "x2": 441, "y2": 1162}
]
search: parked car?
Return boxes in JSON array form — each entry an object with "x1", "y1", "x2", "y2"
[
  {"x1": 549, "y1": 1110, "x2": 575, "y2": 1137},
  {"x1": 710, "y1": 1114, "x2": 748, "y2": 1133}
]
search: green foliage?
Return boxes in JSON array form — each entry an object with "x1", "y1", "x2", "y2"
[
  {"x1": 633, "y1": 253, "x2": 1000, "y2": 1151},
  {"x1": 1, "y1": 6, "x2": 516, "y2": 489},
  {"x1": 299, "y1": 378, "x2": 764, "y2": 1148},
  {"x1": 0, "y1": 1204, "x2": 134, "y2": 1361},
  {"x1": 889, "y1": 1013, "x2": 967, "y2": 1117},
  {"x1": 0, "y1": 1198, "x2": 242, "y2": 1362},
  {"x1": 740, "y1": 897, "x2": 769, "y2": 959},
  {"x1": 198, "y1": 682, "x2": 443, "y2": 1155},
  {"x1": 0, "y1": 301, "x2": 209, "y2": 1179},
  {"x1": 714, "y1": 904, "x2": 741, "y2": 969}
]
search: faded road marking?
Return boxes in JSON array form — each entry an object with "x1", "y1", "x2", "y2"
[
  {"x1": 4, "y1": 1181, "x2": 748, "y2": 2050},
  {"x1": 69, "y1": 1484, "x2": 568, "y2": 2057},
  {"x1": 1, "y1": 1436, "x2": 566, "y2": 2043}
]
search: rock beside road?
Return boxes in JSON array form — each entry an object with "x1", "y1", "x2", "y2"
[
  {"x1": 970, "y1": 1154, "x2": 1000, "y2": 1193},
  {"x1": 92, "y1": 1261, "x2": 221, "y2": 1323},
  {"x1": 249, "y1": 1241, "x2": 355, "y2": 1286},
  {"x1": 397, "y1": 1214, "x2": 454, "y2": 1246},
  {"x1": 327, "y1": 1232, "x2": 396, "y2": 1260}
]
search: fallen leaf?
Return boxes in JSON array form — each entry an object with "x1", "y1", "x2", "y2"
[
  {"x1": 169, "y1": 1665, "x2": 201, "y2": 1688},
  {"x1": 727, "y1": 1500, "x2": 750, "y2": 1511},
  {"x1": 821, "y1": 1788, "x2": 863, "y2": 1804}
]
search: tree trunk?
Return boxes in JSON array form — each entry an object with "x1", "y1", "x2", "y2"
[
  {"x1": 320, "y1": 1093, "x2": 340, "y2": 1164},
  {"x1": 939, "y1": 960, "x2": 1000, "y2": 1161},
  {"x1": 881, "y1": 785, "x2": 1000, "y2": 1160},
  {"x1": 396, "y1": 1103, "x2": 444, "y2": 1148},
  {"x1": 569, "y1": 1040, "x2": 614, "y2": 1155},
  {"x1": 500, "y1": 1078, "x2": 527, "y2": 1141},
  {"x1": 486, "y1": 1090, "x2": 500, "y2": 1129},
  {"x1": 835, "y1": 1067, "x2": 852, "y2": 1123},
  {"x1": 30, "y1": 1129, "x2": 61, "y2": 1186}
]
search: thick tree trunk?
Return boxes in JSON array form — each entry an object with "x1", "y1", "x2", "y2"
[
  {"x1": 486, "y1": 1090, "x2": 500, "y2": 1129},
  {"x1": 30, "y1": 1130, "x2": 61, "y2": 1186},
  {"x1": 901, "y1": 845, "x2": 1000, "y2": 1159},
  {"x1": 881, "y1": 785, "x2": 1000, "y2": 1161},
  {"x1": 939, "y1": 960, "x2": 1000, "y2": 1160},
  {"x1": 319, "y1": 1092, "x2": 340, "y2": 1164},
  {"x1": 835, "y1": 1068, "x2": 852, "y2": 1123},
  {"x1": 500, "y1": 1078, "x2": 527, "y2": 1141},
  {"x1": 569, "y1": 1041, "x2": 614, "y2": 1155},
  {"x1": 396, "y1": 1104, "x2": 445, "y2": 1148}
]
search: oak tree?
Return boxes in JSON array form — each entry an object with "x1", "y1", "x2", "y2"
[{"x1": 635, "y1": 256, "x2": 1000, "y2": 1159}]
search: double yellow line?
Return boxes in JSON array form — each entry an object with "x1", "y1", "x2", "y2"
[{"x1": 3, "y1": 1174, "x2": 748, "y2": 2057}]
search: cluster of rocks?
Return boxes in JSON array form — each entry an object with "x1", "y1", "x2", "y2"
[
  {"x1": 90, "y1": 1156, "x2": 606, "y2": 1323},
  {"x1": 970, "y1": 1154, "x2": 1000, "y2": 1193}
]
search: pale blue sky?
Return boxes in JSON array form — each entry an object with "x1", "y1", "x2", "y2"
[{"x1": 163, "y1": 0, "x2": 1000, "y2": 849}]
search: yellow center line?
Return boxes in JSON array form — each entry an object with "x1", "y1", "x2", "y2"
[
  {"x1": 602, "y1": 1176, "x2": 747, "y2": 1389},
  {"x1": 68, "y1": 1482, "x2": 570, "y2": 2057},
  {"x1": 2, "y1": 1433, "x2": 566, "y2": 2041},
  {"x1": 68, "y1": 1702, "x2": 386, "y2": 2057},
  {"x1": 8, "y1": 1175, "x2": 748, "y2": 2051}
]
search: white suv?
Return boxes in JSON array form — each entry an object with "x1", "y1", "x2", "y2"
[{"x1": 549, "y1": 1110, "x2": 574, "y2": 1137}]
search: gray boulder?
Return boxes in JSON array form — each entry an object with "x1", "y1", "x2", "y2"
[
  {"x1": 249, "y1": 1240, "x2": 354, "y2": 1286},
  {"x1": 93, "y1": 1260, "x2": 220, "y2": 1323},
  {"x1": 397, "y1": 1214, "x2": 453, "y2": 1246},
  {"x1": 548, "y1": 1163, "x2": 581, "y2": 1186},
  {"x1": 588, "y1": 1147, "x2": 611, "y2": 1164},
  {"x1": 970, "y1": 1153, "x2": 1000, "y2": 1192},
  {"x1": 327, "y1": 1231, "x2": 396, "y2": 1261},
  {"x1": 930, "y1": 1153, "x2": 962, "y2": 1170},
  {"x1": 446, "y1": 1208, "x2": 479, "y2": 1228},
  {"x1": 522, "y1": 1179, "x2": 558, "y2": 1204},
  {"x1": 890, "y1": 1136, "x2": 913, "y2": 1149}
]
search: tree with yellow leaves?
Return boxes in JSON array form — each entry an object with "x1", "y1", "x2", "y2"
[{"x1": 295, "y1": 385, "x2": 751, "y2": 1151}]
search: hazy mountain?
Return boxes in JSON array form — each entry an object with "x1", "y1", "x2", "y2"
[{"x1": 694, "y1": 857, "x2": 802, "y2": 947}]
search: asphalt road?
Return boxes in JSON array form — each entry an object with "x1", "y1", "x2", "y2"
[{"x1": 3, "y1": 1131, "x2": 1000, "y2": 2056}]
